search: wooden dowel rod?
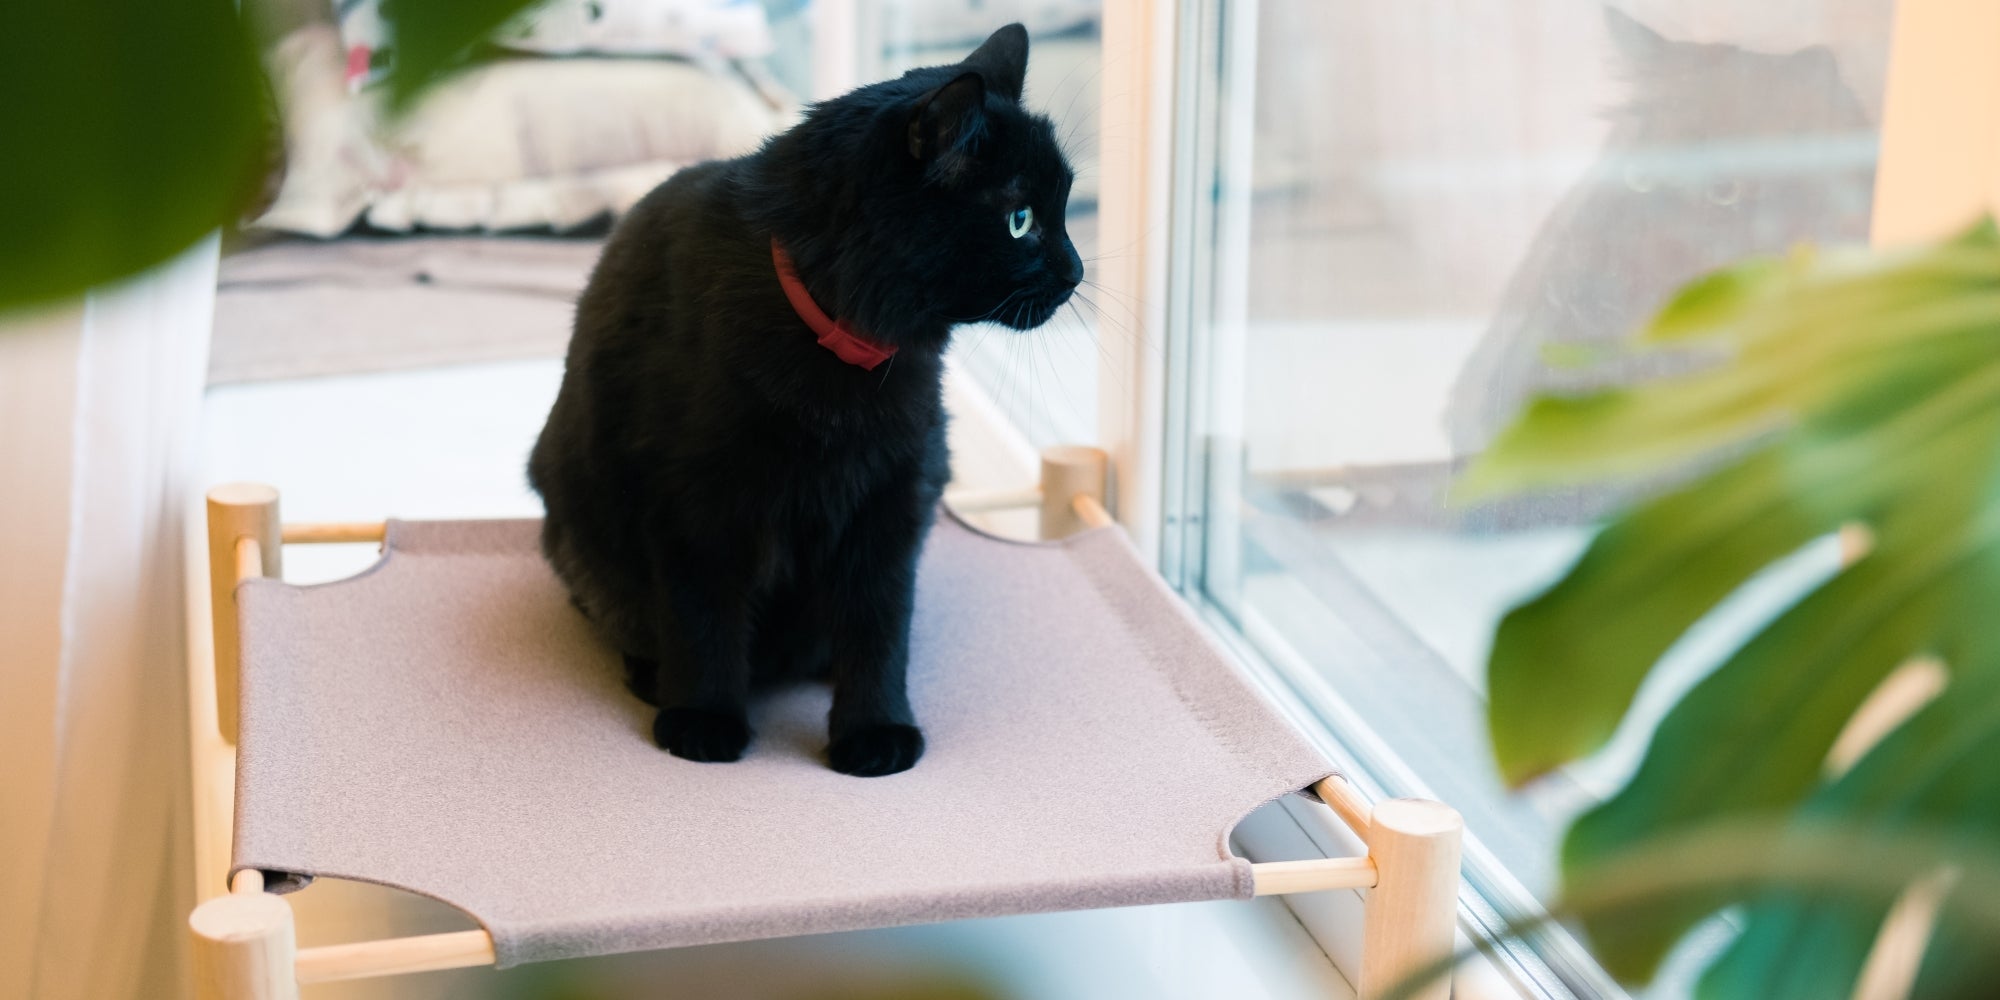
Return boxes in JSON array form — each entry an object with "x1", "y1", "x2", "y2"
[
  {"x1": 1251, "y1": 856, "x2": 1378, "y2": 895},
  {"x1": 294, "y1": 930, "x2": 497, "y2": 984},
  {"x1": 1315, "y1": 774, "x2": 1374, "y2": 840},
  {"x1": 230, "y1": 869, "x2": 265, "y2": 895},
  {"x1": 235, "y1": 538, "x2": 264, "y2": 586},
  {"x1": 1072, "y1": 494, "x2": 1114, "y2": 530},
  {"x1": 943, "y1": 486, "x2": 1041, "y2": 514},
  {"x1": 282, "y1": 521, "x2": 388, "y2": 545}
]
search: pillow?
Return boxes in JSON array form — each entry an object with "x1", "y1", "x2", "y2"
[
  {"x1": 337, "y1": 0, "x2": 774, "y2": 88},
  {"x1": 255, "y1": 24, "x2": 391, "y2": 237},
  {"x1": 252, "y1": 24, "x2": 793, "y2": 236},
  {"x1": 364, "y1": 57, "x2": 788, "y2": 232},
  {"x1": 495, "y1": 0, "x2": 777, "y2": 59}
]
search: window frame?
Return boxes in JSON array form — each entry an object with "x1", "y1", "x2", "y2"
[
  {"x1": 1105, "y1": 0, "x2": 1606, "y2": 992},
  {"x1": 1101, "y1": 0, "x2": 2000, "y2": 995}
]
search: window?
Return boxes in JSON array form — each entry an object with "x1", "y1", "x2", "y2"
[{"x1": 1162, "y1": 0, "x2": 1897, "y2": 986}]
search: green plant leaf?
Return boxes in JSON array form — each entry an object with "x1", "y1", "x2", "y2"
[
  {"x1": 1699, "y1": 674, "x2": 2000, "y2": 1000},
  {"x1": 1458, "y1": 228, "x2": 2000, "y2": 501},
  {"x1": 1639, "y1": 251, "x2": 1797, "y2": 342},
  {"x1": 1488, "y1": 353, "x2": 2000, "y2": 785},
  {"x1": 1564, "y1": 405, "x2": 2000, "y2": 979},
  {"x1": 1459, "y1": 291, "x2": 2000, "y2": 499},
  {"x1": 0, "y1": 0, "x2": 551, "y2": 311},
  {"x1": 1487, "y1": 449, "x2": 1829, "y2": 786},
  {"x1": 1563, "y1": 553, "x2": 1960, "y2": 977},
  {"x1": 1, "y1": 0, "x2": 268, "y2": 308},
  {"x1": 1380, "y1": 820, "x2": 2000, "y2": 1000},
  {"x1": 1472, "y1": 218, "x2": 2000, "y2": 991},
  {"x1": 380, "y1": 0, "x2": 549, "y2": 109}
]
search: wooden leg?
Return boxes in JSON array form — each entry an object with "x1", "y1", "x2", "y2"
[
  {"x1": 189, "y1": 878, "x2": 299, "y2": 1000},
  {"x1": 1359, "y1": 798, "x2": 1464, "y2": 1000},
  {"x1": 1038, "y1": 445, "x2": 1109, "y2": 539},
  {"x1": 206, "y1": 484, "x2": 281, "y2": 745}
]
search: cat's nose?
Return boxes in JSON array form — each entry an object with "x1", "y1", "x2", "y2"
[{"x1": 1058, "y1": 243, "x2": 1084, "y2": 287}]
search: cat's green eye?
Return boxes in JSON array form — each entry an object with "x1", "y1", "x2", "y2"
[{"x1": 1007, "y1": 206, "x2": 1034, "y2": 239}]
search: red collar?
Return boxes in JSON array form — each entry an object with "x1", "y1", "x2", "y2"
[{"x1": 771, "y1": 239, "x2": 897, "y2": 371}]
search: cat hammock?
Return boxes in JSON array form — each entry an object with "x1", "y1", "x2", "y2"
[{"x1": 189, "y1": 447, "x2": 1463, "y2": 1000}]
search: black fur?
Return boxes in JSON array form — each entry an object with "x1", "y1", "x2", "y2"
[{"x1": 527, "y1": 25, "x2": 1081, "y2": 777}]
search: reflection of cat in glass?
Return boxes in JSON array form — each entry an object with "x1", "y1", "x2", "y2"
[{"x1": 1446, "y1": 7, "x2": 1878, "y2": 457}]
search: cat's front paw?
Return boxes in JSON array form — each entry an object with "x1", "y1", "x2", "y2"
[
  {"x1": 827, "y1": 723, "x2": 925, "y2": 777},
  {"x1": 653, "y1": 707, "x2": 752, "y2": 763}
]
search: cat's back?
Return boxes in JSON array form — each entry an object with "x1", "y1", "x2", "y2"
[
  {"x1": 535, "y1": 157, "x2": 757, "y2": 482},
  {"x1": 576, "y1": 158, "x2": 746, "y2": 330}
]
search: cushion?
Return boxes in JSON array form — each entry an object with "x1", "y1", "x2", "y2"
[{"x1": 253, "y1": 24, "x2": 792, "y2": 237}]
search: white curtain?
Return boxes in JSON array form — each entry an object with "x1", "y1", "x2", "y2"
[{"x1": 0, "y1": 239, "x2": 217, "y2": 1000}]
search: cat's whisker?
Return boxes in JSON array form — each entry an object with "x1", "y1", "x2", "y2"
[
  {"x1": 1072, "y1": 289, "x2": 1137, "y2": 339},
  {"x1": 1077, "y1": 283, "x2": 1149, "y2": 333},
  {"x1": 1046, "y1": 46, "x2": 1096, "y2": 137},
  {"x1": 947, "y1": 288, "x2": 1018, "y2": 327},
  {"x1": 1070, "y1": 299, "x2": 1116, "y2": 363},
  {"x1": 976, "y1": 287, "x2": 1032, "y2": 326},
  {"x1": 960, "y1": 320, "x2": 997, "y2": 361},
  {"x1": 1072, "y1": 289, "x2": 1160, "y2": 363},
  {"x1": 1054, "y1": 47, "x2": 1121, "y2": 151},
  {"x1": 1079, "y1": 278, "x2": 1145, "y2": 312},
  {"x1": 1071, "y1": 300, "x2": 1133, "y2": 397},
  {"x1": 1033, "y1": 314, "x2": 1084, "y2": 430},
  {"x1": 1074, "y1": 227, "x2": 1151, "y2": 267}
]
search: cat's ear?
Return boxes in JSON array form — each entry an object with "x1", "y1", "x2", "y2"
[
  {"x1": 908, "y1": 71, "x2": 987, "y2": 167},
  {"x1": 963, "y1": 23, "x2": 1028, "y2": 103}
]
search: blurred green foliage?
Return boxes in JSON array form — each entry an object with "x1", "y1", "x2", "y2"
[
  {"x1": 1465, "y1": 220, "x2": 2000, "y2": 996},
  {"x1": 0, "y1": 0, "x2": 538, "y2": 310},
  {"x1": 378, "y1": 0, "x2": 543, "y2": 109},
  {"x1": 485, "y1": 950, "x2": 1008, "y2": 1000}
]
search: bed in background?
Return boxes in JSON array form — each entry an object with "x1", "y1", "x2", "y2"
[
  {"x1": 214, "y1": 0, "x2": 797, "y2": 384},
  {"x1": 216, "y1": 1, "x2": 1107, "y2": 388}
]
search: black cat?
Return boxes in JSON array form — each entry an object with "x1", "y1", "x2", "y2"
[{"x1": 527, "y1": 24, "x2": 1081, "y2": 777}]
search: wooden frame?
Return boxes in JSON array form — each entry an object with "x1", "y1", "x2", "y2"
[
  {"x1": 189, "y1": 445, "x2": 1462, "y2": 1000},
  {"x1": 1870, "y1": 0, "x2": 2000, "y2": 250},
  {"x1": 1094, "y1": 0, "x2": 1176, "y2": 560}
]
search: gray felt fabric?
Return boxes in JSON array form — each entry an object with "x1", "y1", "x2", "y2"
[{"x1": 232, "y1": 512, "x2": 1332, "y2": 967}]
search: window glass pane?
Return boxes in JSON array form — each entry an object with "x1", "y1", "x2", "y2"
[
  {"x1": 1186, "y1": 0, "x2": 1896, "y2": 920},
  {"x1": 871, "y1": 2, "x2": 1107, "y2": 449}
]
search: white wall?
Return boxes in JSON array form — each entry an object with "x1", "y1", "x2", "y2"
[{"x1": 0, "y1": 241, "x2": 219, "y2": 1000}]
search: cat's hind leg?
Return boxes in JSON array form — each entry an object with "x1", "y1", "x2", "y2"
[
  {"x1": 652, "y1": 706, "x2": 753, "y2": 762},
  {"x1": 748, "y1": 578, "x2": 834, "y2": 686},
  {"x1": 621, "y1": 653, "x2": 661, "y2": 707}
]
